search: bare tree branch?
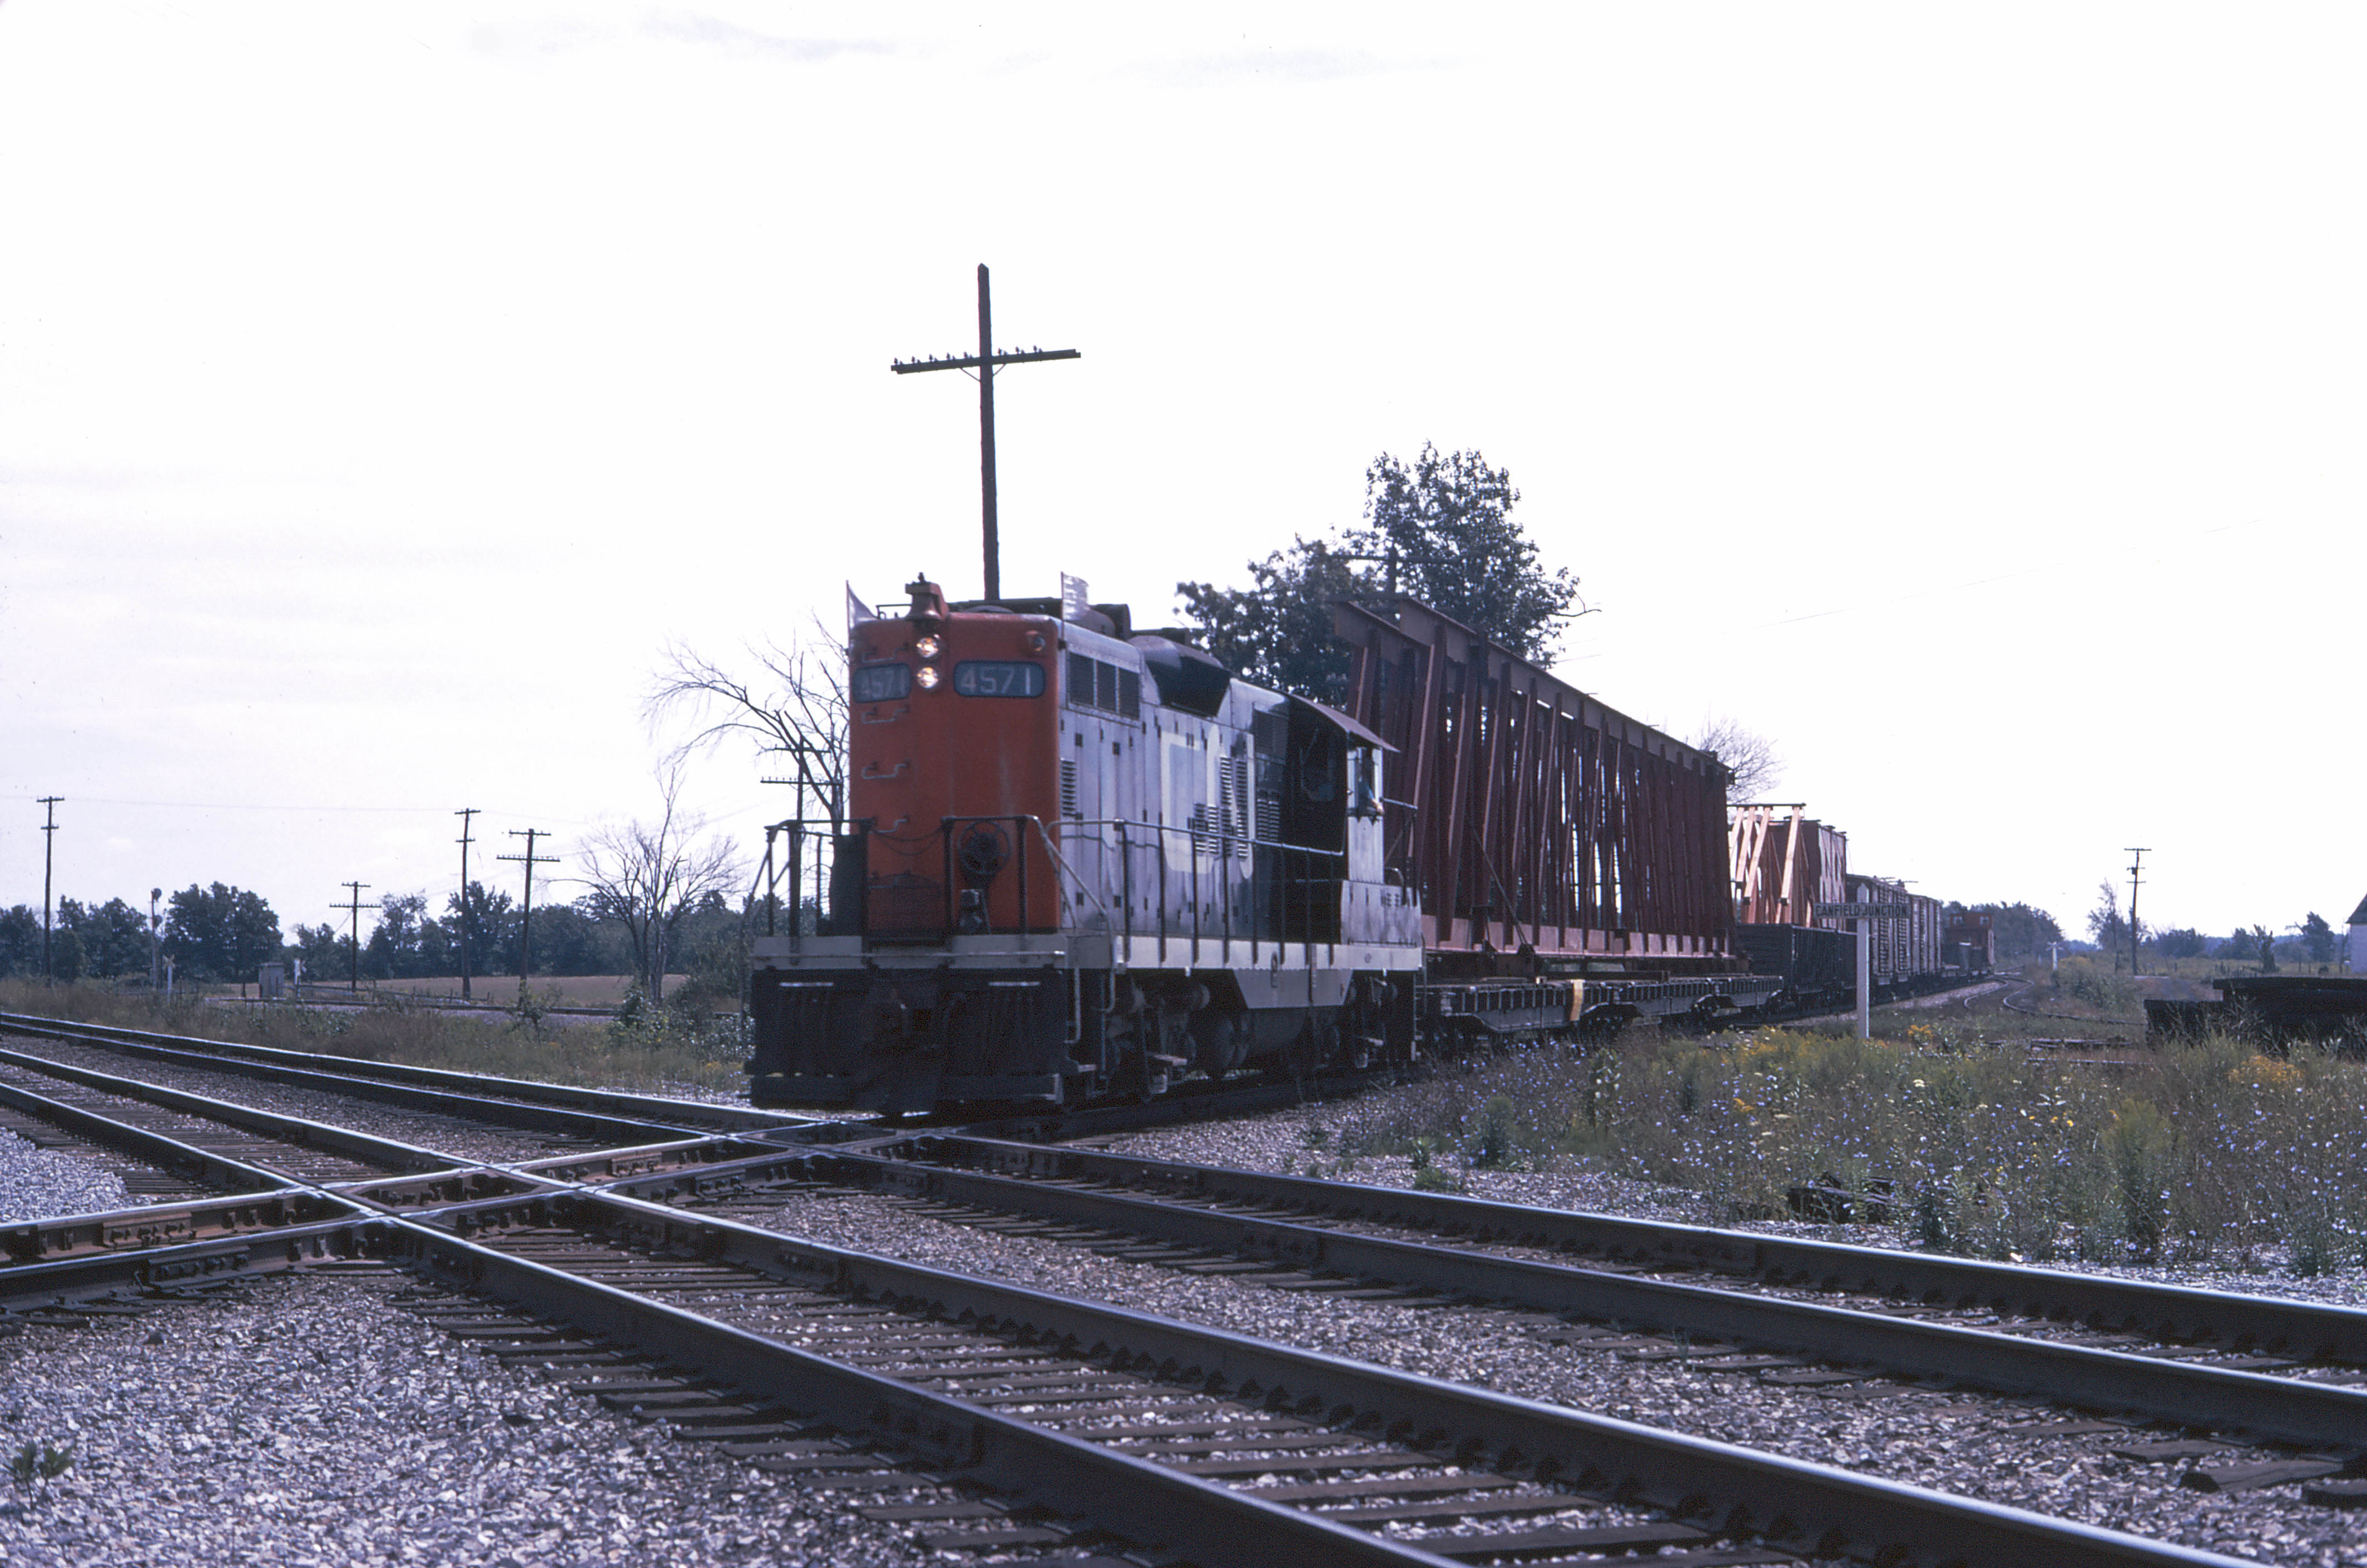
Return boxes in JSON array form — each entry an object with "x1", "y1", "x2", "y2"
[
  {"x1": 577, "y1": 761, "x2": 745, "y2": 1004},
  {"x1": 646, "y1": 612, "x2": 849, "y2": 829},
  {"x1": 1691, "y1": 716, "x2": 1782, "y2": 800}
]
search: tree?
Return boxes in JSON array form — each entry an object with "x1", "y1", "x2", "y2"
[
  {"x1": 364, "y1": 894, "x2": 440, "y2": 980},
  {"x1": 1177, "y1": 443, "x2": 1585, "y2": 702},
  {"x1": 2157, "y1": 927, "x2": 2209, "y2": 960},
  {"x1": 2299, "y1": 911, "x2": 2338, "y2": 964},
  {"x1": 445, "y1": 882, "x2": 516, "y2": 980},
  {"x1": 42, "y1": 897, "x2": 146, "y2": 981},
  {"x1": 521, "y1": 902, "x2": 621, "y2": 977},
  {"x1": 0, "y1": 906, "x2": 36, "y2": 978},
  {"x1": 1690, "y1": 718, "x2": 1781, "y2": 799},
  {"x1": 1355, "y1": 444, "x2": 1582, "y2": 660},
  {"x1": 647, "y1": 622, "x2": 848, "y2": 832},
  {"x1": 290, "y1": 921, "x2": 351, "y2": 982},
  {"x1": 163, "y1": 884, "x2": 281, "y2": 982},
  {"x1": 1175, "y1": 535, "x2": 1367, "y2": 702},
  {"x1": 2086, "y1": 881, "x2": 2127, "y2": 962},
  {"x1": 578, "y1": 765, "x2": 744, "y2": 1003}
]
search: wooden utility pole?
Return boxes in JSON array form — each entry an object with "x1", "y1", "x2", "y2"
[
  {"x1": 337, "y1": 882, "x2": 372, "y2": 993},
  {"x1": 36, "y1": 797, "x2": 60, "y2": 985},
  {"x1": 2125, "y1": 847, "x2": 2149, "y2": 977},
  {"x1": 499, "y1": 829, "x2": 559, "y2": 999},
  {"x1": 891, "y1": 265, "x2": 1079, "y2": 602},
  {"x1": 454, "y1": 807, "x2": 480, "y2": 1000}
]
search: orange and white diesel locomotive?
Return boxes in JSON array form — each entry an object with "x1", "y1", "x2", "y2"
[{"x1": 746, "y1": 577, "x2": 1425, "y2": 1112}]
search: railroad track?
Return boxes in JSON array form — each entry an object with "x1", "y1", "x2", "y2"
[
  {"x1": 0, "y1": 1016, "x2": 2310, "y2": 1562},
  {"x1": 710, "y1": 1135, "x2": 2367, "y2": 1487},
  {"x1": 0, "y1": 1010, "x2": 810, "y2": 1140},
  {"x1": 1997, "y1": 980, "x2": 2142, "y2": 1034}
]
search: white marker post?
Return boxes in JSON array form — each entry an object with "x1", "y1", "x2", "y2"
[{"x1": 1816, "y1": 903, "x2": 1912, "y2": 1040}]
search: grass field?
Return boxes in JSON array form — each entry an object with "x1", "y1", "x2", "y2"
[{"x1": 0, "y1": 979, "x2": 748, "y2": 1095}]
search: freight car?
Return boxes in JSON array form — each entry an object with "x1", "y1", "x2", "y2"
[
  {"x1": 744, "y1": 578, "x2": 1784, "y2": 1113},
  {"x1": 1728, "y1": 806, "x2": 1984, "y2": 1008}
]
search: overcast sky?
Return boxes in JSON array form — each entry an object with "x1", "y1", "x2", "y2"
[{"x1": 4, "y1": 3, "x2": 2360, "y2": 949}]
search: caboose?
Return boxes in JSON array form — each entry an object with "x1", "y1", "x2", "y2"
[{"x1": 746, "y1": 577, "x2": 1423, "y2": 1112}]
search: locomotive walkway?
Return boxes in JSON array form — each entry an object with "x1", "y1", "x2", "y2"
[{"x1": 0, "y1": 1013, "x2": 2338, "y2": 1566}]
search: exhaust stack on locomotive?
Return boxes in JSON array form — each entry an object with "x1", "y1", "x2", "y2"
[{"x1": 746, "y1": 577, "x2": 1421, "y2": 1112}]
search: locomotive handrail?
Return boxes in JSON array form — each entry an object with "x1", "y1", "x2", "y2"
[
  {"x1": 1055, "y1": 816, "x2": 1348, "y2": 969},
  {"x1": 1053, "y1": 817, "x2": 1346, "y2": 861}
]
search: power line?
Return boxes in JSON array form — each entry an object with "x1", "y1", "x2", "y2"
[
  {"x1": 37, "y1": 797, "x2": 61, "y2": 986},
  {"x1": 2125, "y1": 847, "x2": 2150, "y2": 978},
  {"x1": 336, "y1": 881, "x2": 372, "y2": 994},
  {"x1": 455, "y1": 807, "x2": 480, "y2": 1002},
  {"x1": 890, "y1": 263, "x2": 1080, "y2": 603},
  {"x1": 12, "y1": 795, "x2": 598, "y2": 825},
  {"x1": 498, "y1": 828, "x2": 559, "y2": 999}
]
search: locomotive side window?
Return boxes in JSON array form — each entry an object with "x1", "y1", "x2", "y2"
[
  {"x1": 952, "y1": 660, "x2": 1046, "y2": 697},
  {"x1": 850, "y1": 663, "x2": 912, "y2": 703}
]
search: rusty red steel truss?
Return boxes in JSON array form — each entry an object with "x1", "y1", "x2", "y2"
[
  {"x1": 1334, "y1": 599, "x2": 1732, "y2": 969},
  {"x1": 1729, "y1": 805, "x2": 1849, "y2": 929}
]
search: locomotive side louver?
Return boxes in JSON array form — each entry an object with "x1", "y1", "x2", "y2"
[{"x1": 1061, "y1": 759, "x2": 1079, "y2": 819}]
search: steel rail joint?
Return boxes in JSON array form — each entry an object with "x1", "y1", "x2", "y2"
[
  {"x1": 810, "y1": 1150, "x2": 2367, "y2": 1450},
  {"x1": 359, "y1": 1212, "x2": 1463, "y2": 1568},
  {"x1": 0, "y1": 1214, "x2": 367, "y2": 1307},
  {"x1": 917, "y1": 1135, "x2": 2367, "y2": 1363},
  {"x1": 508, "y1": 1184, "x2": 2250, "y2": 1568}
]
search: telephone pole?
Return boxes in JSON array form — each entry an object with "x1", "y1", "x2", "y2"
[
  {"x1": 454, "y1": 807, "x2": 481, "y2": 1000},
  {"x1": 890, "y1": 264, "x2": 1079, "y2": 603},
  {"x1": 2125, "y1": 848, "x2": 2150, "y2": 978},
  {"x1": 499, "y1": 828, "x2": 558, "y2": 999},
  {"x1": 148, "y1": 887, "x2": 162, "y2": 991},
  {"x1": 36, "y1": 797, "x2": 61, "y2": 986},
  {"x1": 337, "y1": 881, "x2": 372, "y2": 993}
]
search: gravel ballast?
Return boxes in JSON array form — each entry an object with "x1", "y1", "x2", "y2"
[
  {"x1": 6, "y1": 1051, "x2": 2362, "y2": 1564},
  {"x1": 0, "y1": 1272, "x2": 931, "y2": 1568},
  {"x1": 758, "y1": 1182, "x2": 2363, "y2": 1563},
  {"x1": 0, "y1": 1130, "x2": 134, "y2": 1224}
]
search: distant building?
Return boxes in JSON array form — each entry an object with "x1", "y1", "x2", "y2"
[{"x1": 2350, "y1": 895, "x2": 2367, "y2": 972}]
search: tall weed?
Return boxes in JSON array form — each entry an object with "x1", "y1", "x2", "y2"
[{"x1": 1336, "y1": 1026, "x2": 2367, "y2": 1268}]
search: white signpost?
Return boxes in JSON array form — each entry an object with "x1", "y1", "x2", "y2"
[{"x1": 1815, "y1": 902, "x2": 1912, "y2": 1039}]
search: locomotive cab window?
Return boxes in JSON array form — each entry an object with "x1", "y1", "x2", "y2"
[
  {"x1": 952, "y1": 660, "x2": 1046, "y2": 698},
  {"x1": 850, "y1": 663, "x2": 912, "y2": 703}
]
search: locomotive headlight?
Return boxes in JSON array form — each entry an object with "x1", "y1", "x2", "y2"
[
  {"x1": 915, "y1": 663, "x2": 941, "y2": 689},
  {"x1": 915, "y1": 635, "x2": 941, "y2": 659}
]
